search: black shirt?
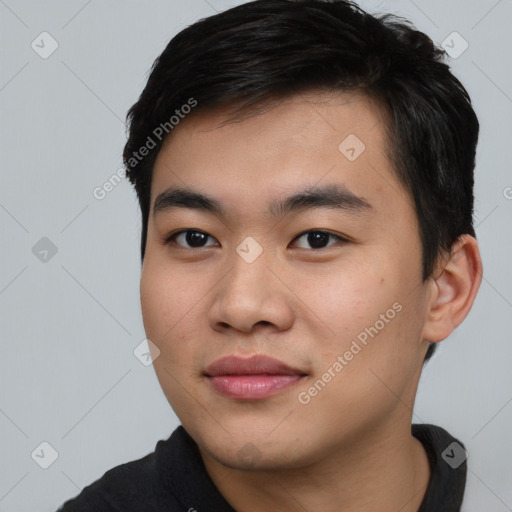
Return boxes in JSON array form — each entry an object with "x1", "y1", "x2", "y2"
[{"x1": 57, "y1": 423, "x2": 467, "y2": 511}]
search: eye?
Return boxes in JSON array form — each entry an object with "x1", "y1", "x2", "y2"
[
  {"x1": 291, "y1": 230, "x2": 348, "y2": 250},
  {"x1": 165, "y1": 229, "x2": 348, "y2": 250},
  {"x1": 167, "y1": 229, "x2": 219, "y2": 249}
]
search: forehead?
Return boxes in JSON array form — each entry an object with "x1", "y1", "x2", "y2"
[{"x1": 150, "y1": 90, "x2": 408, "y2": 219}]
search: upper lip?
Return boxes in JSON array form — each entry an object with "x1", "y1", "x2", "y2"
[{"x1": 204, "y1": 355, "x2": 306, "y2": 377}]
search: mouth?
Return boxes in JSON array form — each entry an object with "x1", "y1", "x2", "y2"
[{"x1": 204, "y1": 355, "x2": 308, "y2": 400}]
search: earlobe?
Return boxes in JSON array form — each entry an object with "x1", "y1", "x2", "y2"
[{"x1": 422, "y1": 234, "x2": 482, "y2": 343}]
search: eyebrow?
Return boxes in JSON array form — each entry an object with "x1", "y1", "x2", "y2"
[{"x1": 152, "y1": 184, "x2": 372, "y2": 219}]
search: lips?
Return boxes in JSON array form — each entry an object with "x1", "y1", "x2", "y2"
[
  {"x1": 205, "y1": 355, "x2": 305, "y2": 377},
  {"x1": 204, "y1": 355, "x2": 307, "y2": 400}
]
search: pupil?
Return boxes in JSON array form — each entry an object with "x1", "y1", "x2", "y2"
[
  {"x1": 186, "y1": 231, "x2": 207, "y2": 247},
  {"x1": 308, "y1": 231, "x2": 328, "y2": 248}
]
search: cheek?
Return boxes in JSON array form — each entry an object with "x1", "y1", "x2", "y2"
[
  {"x1": 293, "y1": 259, "x2": 392, "y2": 335},
  {"x1": 297, "y1": 255, "x2": 422, "y2": 367},
  {"x1": 140, "y1": 266, "x2": 171, "y2": 339},
  {"x1": 140, "y1": 259, "x2": 200, "y2": 354},
  {"x1": 140, "y1": 262, "x2": 206, "y2": 408}
]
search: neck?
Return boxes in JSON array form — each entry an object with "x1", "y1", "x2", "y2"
[{"x1": 199, "y1": 413, "x2": 431, "y2": 512}]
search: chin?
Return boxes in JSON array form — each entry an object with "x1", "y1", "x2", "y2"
[
  {"x1": 207, "y1": 440, "x2": 309, "y2": 472},
  {"x1": 191, "y1": 422, "x2": 319, "y2": 472}
]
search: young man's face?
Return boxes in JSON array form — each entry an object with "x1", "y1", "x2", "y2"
[{"x1": 141, "y1": 91, "x2": 433, "y2": 470}]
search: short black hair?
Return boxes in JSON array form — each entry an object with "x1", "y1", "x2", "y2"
[{"x1": 123, "y1": 0, "x2": 479, "y2": 362}]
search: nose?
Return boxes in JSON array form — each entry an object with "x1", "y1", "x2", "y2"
[{"x1": 208, "y1": 251, "x2": 295, "y2": 335}]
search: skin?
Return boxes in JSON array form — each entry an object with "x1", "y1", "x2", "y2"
[{"x1": 140, "y1": 90, "x2": 482, "y2": 512}]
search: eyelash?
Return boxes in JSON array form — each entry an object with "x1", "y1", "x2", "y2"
[{"x1": 164, "y1": 229, "x2": 349, "y2": 250}]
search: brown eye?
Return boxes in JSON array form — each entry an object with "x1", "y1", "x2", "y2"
[
  {"x1": 292, "y1": 230, "x2": 347, "y2": 249},
  {"x1": 168, "y1": 230, "x2": 218, "y2": 248}
]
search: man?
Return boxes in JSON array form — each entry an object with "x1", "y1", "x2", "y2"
[{"x1": 58, "y1": 0, "x2": 482, "y2": 510}]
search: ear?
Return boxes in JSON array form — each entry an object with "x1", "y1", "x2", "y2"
[{"x1": 422, "y1": 234, "x2": 482, "y2": 343}]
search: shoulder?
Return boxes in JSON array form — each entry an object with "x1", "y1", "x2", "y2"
[
  {"x1": 56, "y1": 428, "x2": 187, "y2": 511},
  {"x1": 412, "y1": 423, "x2": 467, "y2": 512}
]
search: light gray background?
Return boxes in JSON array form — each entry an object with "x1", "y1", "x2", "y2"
[{"x1": 1, "y1": 0, "x2": 511, "y2": 510}]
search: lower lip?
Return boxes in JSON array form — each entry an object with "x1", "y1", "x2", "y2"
[{"x1": 207, "y1": 375, "x2": 304, "y2": 400}]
